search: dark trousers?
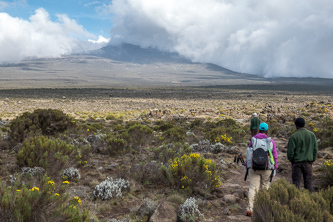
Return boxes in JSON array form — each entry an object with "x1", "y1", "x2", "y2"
[
  {"x1": 251, "y1": 129, "x2": 258, "y2": 137},
  {"x1": 292, "y1": 162, "x2": 313, "y2": 192}
]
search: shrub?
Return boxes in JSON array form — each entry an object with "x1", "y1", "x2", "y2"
[
  {"x1": 93, "y1": 177, "x2": 130, "y2": 200},
  {"x1": 205, "y1": 119, "x2": 247, "y2": 144},
  {"x1": 105, "y1": 137, "x2": 128, "y2": 156},
  {"x1": 189, "y1": 119, "x2": 204, "y2": 129},
  {"x1": 126, "y1": 124, "x2": 153, "y2": 148},
  {"x1": 0, "y1": 175, "x2": 90, "y2": 222},
  {"x1": 17, "y1": 135, "x2": 78, "y2": 178},
  {"x1": 168, "y1": 154, "x2": 221, "y2": 191},
  {"x1": 153, "y1": 143, "x2": 192, "y2": 164},
  {"x1": 130, "y1": 161, "x2": 168, "y2": 186},
  {"x1": 61, "y1": 167, "x2": 81, "y2": 181},
  {"x1": 253, "y1": 179, "x2": 333, "y2": 222},
  {"x1": 163, "y1": 126, "x2": 186, "y2": 142},
  {"x1": 21, "y1": 167, "x2": 45, "y2": 176},
  {"x1": 314, "y1": 117, "x2": 333, "y2": 149},
  {"x1": 154, "y1": 120, "x2": 175, "y2": 132},
  {"x1": 9, "y1": 109, "x2": 75, "y2": 143},
  {"x1": 214, "y1": 134, "x2": 233, "y2": 146},
  {"x1": 179, "y1": 197, "x2": 204, "y2": 222},
  {"x1": 322, "y1": 160, "x2": 333, "y2": 186}
]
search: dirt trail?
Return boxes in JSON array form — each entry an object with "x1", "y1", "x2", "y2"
[{"x1": 216, "y1": 137, "x2": 289, "y2": 222}]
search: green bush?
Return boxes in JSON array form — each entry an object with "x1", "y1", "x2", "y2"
[
  {"x1": 17, "y1": 136, "x2": 78, "y2": 178},
  {"x1": 314, "y1": 117, "x2": 333, "y2": 149},
  {"x1": 152, "y1": 143, "x2": 192, "y2": 163},
  {"x1": 9, "y1": 109, "x2": 74, "y2": 143},
  {"x1": 0, "y1": 175, "x2": 90, "y2": 222},
  {"x1": 163, "y1": 126, "x2": 186, "y2": 142},
  {"x1": 154, "y1": 120, "x2": 175, "y2": 132},
  {"x1": 253, "y1": 179, "x2": 333, "y2": 222},
  {"x1": 322, "y1": 160, "x2": 333, "y2": 186},
  {"x1": 205, "y1": 119, "x2": 247, "y2": 144},
  {"x1": 105, "y1": 137, "x2": 128, "y2": 156},
  {"x1": 168, "y1": 153, "x2": 221, "y2": 192},
  {"x1": 127, "y1": 124, "x2": 153, "y2": 148}
]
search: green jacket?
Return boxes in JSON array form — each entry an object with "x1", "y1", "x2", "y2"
[
  {"x1": 287, "y1": 129, "x2": 318, "y2": 163},
  {"x1": 250, "y1": 117, "x2": 260, "y2": 130}
]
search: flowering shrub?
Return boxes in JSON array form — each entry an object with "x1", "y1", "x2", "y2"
[
  {"x1": 61, "y1": 167, "x2": 81, "y2": 181},
  {"x1": 0, "y1": 175, "x2": 90, "y2": 221},
  {"x1": 313, "y1": 117, "x2": 333, "y2": 149},
  {"x1": 168, "y1": 154, "x2": 221, "y2": 191},
  {"x1": 215, "y1": 134, "x2": 233, "y2": 145},
  {"x1": 179, "y1": 197, "x2": 204, "y2": 222},
  {"x1": 93, "y1": 177, "x2": 130, "y2": 200},
  {"x1": 205, "y1": 118, "x2": 247, "y2": 144},
  {"x1": 323, "y1": 160, "x2": 333, "y2": 185},
  {"x1": 153, "y1": 143, "x2": 192, "y2": 163}
]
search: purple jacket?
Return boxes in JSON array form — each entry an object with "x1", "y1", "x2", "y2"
[{"x1": 248, "y1": 133, "x2": 278, "y2": 170}]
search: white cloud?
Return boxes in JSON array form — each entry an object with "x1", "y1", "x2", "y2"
[
  {"x1": 84, "y1": 1, "x2": 100, "y2": 7},
  {"x1": 0, "y1": 0, "x2": 26, "y2": 10},
  {"x1": 109, "y1": 0, "x2": 333, "y2": 78},
  {"x1": 0, "y1": 1, "x2": 9, "y2": 10},
  {"x1": 88, "y1": 35, "x2": 110, "y2": 43},
  {"x1": 0, "y1": 8, "x2": 107, "y2": 63}
]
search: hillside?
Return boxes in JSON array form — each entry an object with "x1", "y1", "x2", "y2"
[{"x1": 0, "y1": 87, "x2": 332, "y2": 221}]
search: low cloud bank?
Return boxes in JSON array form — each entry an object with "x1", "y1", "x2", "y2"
[
  {"x1": 109, "y1": 0, "x2": 333, "y2": 78},
  {"x1": 0, "y1": 8, "x2": 108, "y2": 63}
]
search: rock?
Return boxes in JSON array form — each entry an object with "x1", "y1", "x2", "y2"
[
  {"x1": 4, "y1": 98, "x2": 9, "y2": 102},
  {"x1": 0, "y1": 120, "x2": 9, "y2": 127},
  {"x1": 106, "y1": 164, "x2": 119, "y2": 170},
  {"x1": 318, "y1": 152, "x2": 333, "y2": 159},
  {"x1": 149, "y1": 201, "x2": 177, "y2": 222},
  {"x1": 137, "y1": 199, "x2": 158, "y2": 219},
  {"x1": 223, "y1": 194, "x2": 237, "y2": 204},
  {"x1": 223, "y1": 207, "x2": 231, "y2": 215},
  {"x1": 86, "y1": 134, "x2": 106, "y2": 153}
]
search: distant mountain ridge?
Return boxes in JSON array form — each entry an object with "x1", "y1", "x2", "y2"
[{"x1": 88, "y1": 43, "x2": 191, "y2": 64}]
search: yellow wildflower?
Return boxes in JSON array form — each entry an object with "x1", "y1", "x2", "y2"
[
  {"x1": 31, "y1": 187, "x2": 39, "y2": 191},
  {"x1": 63, "y1": 181, "x2": 70, "y2": 184},
  {"x1": 48, "y1": 181, "x2": 54, "y2": 185}
]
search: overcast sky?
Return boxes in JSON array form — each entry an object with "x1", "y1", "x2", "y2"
[{"x1": 1, "y1": 0, "x2": 333, "y2": 78}]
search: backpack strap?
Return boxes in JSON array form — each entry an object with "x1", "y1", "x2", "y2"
[
  {"x1": 251, "y1": 137, "x2": 257, "y2": 148},
  {"x1": 266, "y1": 137, "x2": 273, "y2": 150}
]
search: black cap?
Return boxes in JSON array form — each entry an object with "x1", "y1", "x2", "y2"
[{"x1": 295, "y1": 118, "x2": 305, "y2": 127}]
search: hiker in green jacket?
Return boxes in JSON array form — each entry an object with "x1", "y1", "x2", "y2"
[
  {"x1": 250, "y1": 113, "x2": 260, "y2": 137},
  {"x1": 287, "y1": 117, "x2": 318, "y2": 192}
]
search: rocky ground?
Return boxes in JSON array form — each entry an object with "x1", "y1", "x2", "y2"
[{"x1": 0, "y1": 85, "x2": 332, "y2": 221}]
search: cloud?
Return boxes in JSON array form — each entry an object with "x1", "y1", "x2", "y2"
[
  {"x1": 0, "y1": 1, "x2": 9, "y2": 10},
  {"x1": 109, "y1": 0, "x2": 333, "y2": 78},
  {"x1": 0, "y1": 0, "x2": 26, "y2": 10},
  {"x1": 84, "y1": 1, "x2": 100, "y2": 7},
  {"x1": 89, "y1": 35, "x2": 110, "y2": 43},
  {"x1": 0, "y1": 8, "x2": 108, "y2": 63}
]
